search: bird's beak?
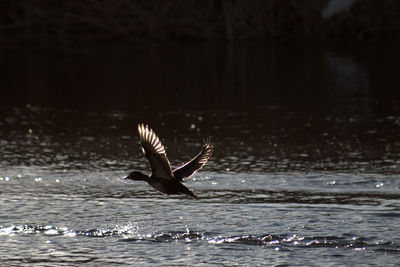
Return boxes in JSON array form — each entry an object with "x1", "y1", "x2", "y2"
[{"x1": 123, "y1": 175, "x2": 128, "y2": 179}]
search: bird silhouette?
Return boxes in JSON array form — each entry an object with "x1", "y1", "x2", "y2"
[{"x1": 124, "y1": 124, "x2": 213, "y2": 197}]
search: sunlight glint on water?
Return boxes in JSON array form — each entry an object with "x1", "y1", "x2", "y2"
[{"x1": 0, "y1": 106, "x2": 400, "y2": 265}]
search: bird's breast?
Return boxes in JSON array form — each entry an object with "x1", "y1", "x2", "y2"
[{"x1": 148, "y1": 179, "x2": 178, "y2": 194}]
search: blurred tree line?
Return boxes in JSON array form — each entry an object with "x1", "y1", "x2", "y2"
[{"x1": 0, "y1": 0, "x2": 399, "y2": 48}]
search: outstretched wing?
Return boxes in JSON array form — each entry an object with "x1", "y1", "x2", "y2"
[
  {"x1": 173, "y1": 138, "x2": 213, "y2": 181},
  {"x1": 138, "y1": 124, "x2": 174, "y2": 180}
]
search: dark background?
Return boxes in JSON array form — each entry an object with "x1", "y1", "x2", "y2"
[
  {"x1": 1, "y1": 0, "x2": 400, "y2": 112},
  {"x1": 2, "y1": 0, "x2": 400, "y2": 46}
]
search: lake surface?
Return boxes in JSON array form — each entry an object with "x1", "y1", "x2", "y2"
[{"x1": 1, "y1": 44, "x2": 400, "y2": 266}]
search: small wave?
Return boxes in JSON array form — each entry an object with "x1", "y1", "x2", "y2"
[
  {"x1": 198, "y1": 189, "x2": 400, "y2": 206},
  {"x1": 0, "y1": 224, "x2": 137, "y2": 238},
  {"x1": 2, "y1": 224, "x2": 399, "y2": 253}
]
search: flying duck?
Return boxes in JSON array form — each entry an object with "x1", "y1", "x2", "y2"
[{"x1": 123, "y1": 124, "x2": 213, "y2": 197}]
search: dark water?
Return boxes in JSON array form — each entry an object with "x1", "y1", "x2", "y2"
[{"x1": 1, "y1": 44, "x2": 400, "y2": 266}]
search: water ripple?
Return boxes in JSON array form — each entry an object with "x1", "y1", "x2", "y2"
[{"x1": 2, "y1": 224, "x2": 399, "y2": 254}]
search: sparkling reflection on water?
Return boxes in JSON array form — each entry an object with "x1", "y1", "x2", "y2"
[{"x1": 1, "y1": 106, "x2": 400, "y2": 266}]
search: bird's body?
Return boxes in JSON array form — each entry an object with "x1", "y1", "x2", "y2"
[{"x1": 124, "y1": 124, "x2": 213, "y2": 197}]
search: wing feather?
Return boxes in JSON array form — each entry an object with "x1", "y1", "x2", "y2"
[
  {"x1": 173, "y1": 138, "x2": 213, "y2": 181},
  {"x1": 138, "y1": 124, "x2": 174, "y2": 180}
]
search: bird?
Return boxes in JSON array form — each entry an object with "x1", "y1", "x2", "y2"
[{"x1": 123, "y1": 123, "x2": 213, "y2": 197}]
